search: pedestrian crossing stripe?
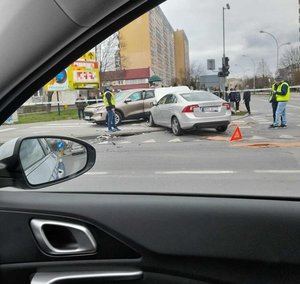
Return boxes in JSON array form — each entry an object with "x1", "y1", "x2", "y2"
[{"x1": 168, "y1": 138, "x2": 182, "y2": 143}]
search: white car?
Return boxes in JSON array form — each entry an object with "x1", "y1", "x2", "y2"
[{"x1": 149, "y1": 91, "x2": 231, "y2": 135}]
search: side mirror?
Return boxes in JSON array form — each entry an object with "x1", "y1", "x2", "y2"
[
  {"x1": 124, "y1": 98, "x2": 132, "y2": 103},
  {"x1": 0, "y1": 136, "x2": 96, "y2": 189},
  {"x1": 152, "y1": 100, "x2": 158, "y2": 106}
]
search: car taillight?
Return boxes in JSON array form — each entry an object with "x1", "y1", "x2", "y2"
[
  {"x1": 223, "y1": 103, "x2": 230, "y2": 110},
  {"x1": 182, "y1": 104, "x2": 199, "y2": 113}
]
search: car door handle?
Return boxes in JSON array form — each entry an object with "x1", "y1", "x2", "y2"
[
  {"x1": 31, "y1": 269, "x2": 143, "y2": 284},
  {"x1": 30, "y1": 219, "x2": 97, "y2": 256}
]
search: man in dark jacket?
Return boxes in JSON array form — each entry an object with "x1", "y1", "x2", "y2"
[
  {"x1": 243, "y1": 86, "x2": 251, "y2": 114},
  {"x1": 234, "y1": 87, "x2": 241, "y2": 112}
]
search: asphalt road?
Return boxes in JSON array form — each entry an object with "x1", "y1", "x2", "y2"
[{"x1": 2, "y1": 94, "x2": 300, "y2": 196}]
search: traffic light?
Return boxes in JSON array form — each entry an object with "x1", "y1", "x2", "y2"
[
  {"x1": 218, "y1": 70, "x2": 224, "y2": 77},
  {"x1": 222, "y1": 57, "x2": 230, "y2": 77}
]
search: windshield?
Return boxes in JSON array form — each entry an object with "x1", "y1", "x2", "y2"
[
  {"x1": 0, "y1": 0, "x2": 299, "y2": 198},
  {"x1": 115, "y1": 91, "x2": 131, "y2": 102}
]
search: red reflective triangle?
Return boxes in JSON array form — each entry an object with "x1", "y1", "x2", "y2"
[{"x1": 230, "y1": 127, "x2": 242, "y2": 141}]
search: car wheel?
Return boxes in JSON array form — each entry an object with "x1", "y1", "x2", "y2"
[
  {"x1": 216, "y1": 125, "x2": 228, "y2": 132},
  {"x1": 171, "y1": 116, "x2": 183, "y2": 136},
  {"x1": 148, "y1": 114, "x2": 156, "y2": 127},
  {"x1": 115, "y1": 111, "x2": 122, "y2": 126}
]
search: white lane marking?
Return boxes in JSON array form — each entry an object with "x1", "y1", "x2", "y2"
[
  {"x1": 119, "y1": 141, "x2": 131, "y2": 144},
  {"x1": 255, "y1": 170, "x2": 300, "y2": 174},
  {"x1": 0, "y1": 128, "x2": 16, "y2": 133},
  {"x1": 155, "y1": 170, "x2": 237, "y2": 175},
  {"x1": 193, "y1": 139, "x2": 203, "y2": 142},
  {"x1": 258, "y1": 122, "x2": 272, "y2": 125},
  {"x1": 249, "y1": 136, "x2": 266, "y2": 140},
  {"x1": 279, "y1": 135, "x2": 295, "y2": 139},
  {"x1": 98, "y1": 141, "x2": 109, "y2": 144},
  {"x1": 288, "y1": 104, "x2": 300, "y2": 110},
  {"x1": 46, "y1": 123, "x2": 87, "y2": 126},
  {"x1": 233, "y1": 120, "x2": 245, "y2": 123},
  {"x1": 238, "y1": 126, "x2": 252, "y2": 129},
  {"x1": 168, "y1": 138, "x2": 182, "y2": 143},
  {"x1": 30, "y1": 125, "x2": 81, "y2": 128},
  {"x1": 84, "y1": 172, "x2": 108, "y2": 175},
  {"x1": 143, "y1": 139, "x2": 156, "y2": 143}
]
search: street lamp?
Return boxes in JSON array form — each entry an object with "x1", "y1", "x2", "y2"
[
  {"x1": 242, "y1": 55, "x2": 256, "y2": 92},
  {"x1": 220, "y1": 3, "x2": 230, "y2": 93},
  {"x1": 259, "y1": 30, "x2": 291, "y2": 71},
  {"x1": 223, "y1": 3, "x2": 230, "y2": 58}
]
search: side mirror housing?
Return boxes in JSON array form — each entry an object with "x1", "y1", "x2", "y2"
[{"x1": 124, "y1": 98, "x2": 132, "y2": 103}]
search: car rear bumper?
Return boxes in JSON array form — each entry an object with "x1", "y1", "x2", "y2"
[{"x1": 179, "y1": 113, "x2": 231, "y2": 130}]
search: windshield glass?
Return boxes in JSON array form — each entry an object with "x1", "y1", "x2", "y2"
[
  {"x1": 0, "y1": 0, "x2": 299, "y2": 198},
  {"x1": 115, "y1": 91, "x2": 131, "y2": 102}
]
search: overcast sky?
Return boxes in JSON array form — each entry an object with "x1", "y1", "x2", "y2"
[{"x1": 160, "y1": 0, "x2": 298, "y2": 78}]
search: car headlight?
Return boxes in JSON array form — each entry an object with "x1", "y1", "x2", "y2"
[{"x1": 96, "y1": 106, "x2": 105, "y2": 111}]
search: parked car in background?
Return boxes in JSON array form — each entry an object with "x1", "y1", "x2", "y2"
[
  {"x1": 149, "y1": 90, "x2": 231, "y2": 135},
  {"x1": 84, "y1": 86, "x2": 190, "y2": 126}
]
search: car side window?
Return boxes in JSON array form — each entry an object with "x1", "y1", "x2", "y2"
[
  {"x1": 165, "y1": 94, "x2": 177, "y2": 104},
  {"x1": 144, "y1": 90, "x2": 155, "y2": 100},
  {"x1": 158, "y1": 95, "x2": 169, "y2": 105},
  {"x1": 20, "y1": 139, "x2": 46, "y2": 170},
  {"x1": 129, "y1": 92, "x2": 143, "y2": 102}
]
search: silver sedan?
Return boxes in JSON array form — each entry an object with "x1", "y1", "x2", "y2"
[{"x1": 149, "y1": 91, "x2": 231, "y2": 135}]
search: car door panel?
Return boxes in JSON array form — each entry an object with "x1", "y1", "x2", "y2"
[{"x1": 2, "y1": 191, "x2": 300, "y2": 284}]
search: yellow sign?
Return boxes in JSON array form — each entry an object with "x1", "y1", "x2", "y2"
[
  {"x1": 68, "y1": 61, "x2": 100, "y2": 89},
  {"x1": 45, "y1": 52, "x2": 100, "y2": 90},
  {"x1": 79, "y1": 51, "x2": 96, "y2": 61}
]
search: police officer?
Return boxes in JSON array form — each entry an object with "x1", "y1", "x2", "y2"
[
  {"x1": 103, "y1": 86, "x2": 120, "y2": 132},
  {"x1": 269, "y1": 76, "x2": 290, "y2": 129}
]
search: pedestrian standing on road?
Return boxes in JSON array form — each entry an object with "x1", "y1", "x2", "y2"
[
  {"x1": 234, "y1": 86, "x2": 241, "y2": 112},
  {"x1": 103, "y1": 86, "x2": 121, "y2": 133},
  {"x1": 75, "y1": 94, "x2": 86, "y2": 120},
  {"x1": 243, "y1": 85, "x2": 251, "y2": 115},
  {"x1": 229, "y1": 88, "x2": 235, "y2": 110},
  {"x1": 269, "y1": 81, "x2": 279, "y2": 125},
  {"x1": 269, "y1": 76, "x2": 290, "y2": 129}
]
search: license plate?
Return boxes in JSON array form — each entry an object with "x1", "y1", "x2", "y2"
[
  {"x1": 85, "y1": 116, "x2": 91, "y2": 120},
  {"x1": 203, "y1": 107, "x2": 219, "y2": 112}
]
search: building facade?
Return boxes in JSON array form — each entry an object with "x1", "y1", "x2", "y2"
[
  {"x1": 118, "y1": 7, "x2": 176, "y2": 86},
  {"x1": 174, "y1": 30, "x2": 190, "y2": 85}
]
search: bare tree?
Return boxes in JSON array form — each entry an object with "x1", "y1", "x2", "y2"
[
  {"x1": 189, "y1": 61, "x2": 205, "y2": 89},
  {"x1": 96, "y1": 32, "x2": 128, "y2": 87},
  {"x1": 96, "y1": 33, "x2": 119, "y2": 74},
  {"x1": 280, "y1": 46, "x2": 300, "y2": 84},
  {"x1": 256, "y1": 59, "x2": 272, "y2": 88}
]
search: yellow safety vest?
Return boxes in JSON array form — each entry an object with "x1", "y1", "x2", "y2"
[
  {"x1": 103, "y1": 91, "x2": 115, "y2": 107},
  {"x1": 276, "y1": 82, "x2": 290, "y2": 102}
]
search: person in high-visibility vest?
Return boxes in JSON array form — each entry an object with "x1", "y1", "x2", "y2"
[
  {"x1": 103, "y1": 86, "x2": 121, "y2": 132},
  {"x1": 269, "y1": 76, "x2": 290, "y2": 129}
]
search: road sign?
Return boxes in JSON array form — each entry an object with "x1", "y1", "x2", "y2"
[{"x1": 207, "y1": 59, "x2": 215, "y2": 70}]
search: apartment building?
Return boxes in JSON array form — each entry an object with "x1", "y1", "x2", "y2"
[{"x1": 174, "y1": 29, "x2": 190, "y2": 85}]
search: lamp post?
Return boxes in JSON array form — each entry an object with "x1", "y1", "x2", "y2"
[
  {"x1": 222, "y1": 3, "x2": 230, "y2": 59},
  {"x1": 220, "y1": 3, "x2": 230, "y2": 94},
  {"x1": 242, "y1": 55, "x2": 256, "y2": 92},
  {"x1": 259, "y1": 30, "x2": 291, "y2": 71}
]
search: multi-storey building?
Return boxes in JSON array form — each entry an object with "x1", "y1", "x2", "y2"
[
  {"x1": 118, "y1": 6, "x2": 176, "y2": 87},
  {"x1": 99, "y1": 6, "x2": 189, "y2": 89},
  {"x1": 174, "y1": 29, "x2": 190, "y2": 85}
]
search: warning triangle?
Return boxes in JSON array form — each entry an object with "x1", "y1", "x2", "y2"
[{"x1": 230, "y1": 127, "x2": 242, "y2": 141}]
